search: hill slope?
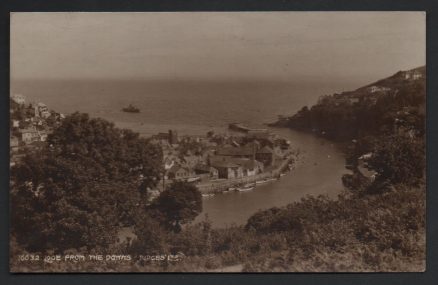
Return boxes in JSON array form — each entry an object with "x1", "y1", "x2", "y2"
[{"x1": 272, "y1": 66, "x2": 426, "y2": 141}]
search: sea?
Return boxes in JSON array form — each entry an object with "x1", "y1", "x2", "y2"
[{"x1": 11, "y1": 78, "x2": 358, "y2": 227}]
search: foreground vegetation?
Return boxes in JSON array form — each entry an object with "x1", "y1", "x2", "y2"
[{"x1": 11, "y1": 183, "x2": 425, "y2": 272}]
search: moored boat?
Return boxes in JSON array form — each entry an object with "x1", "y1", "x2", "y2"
[
  {"x1": 255, "y1": 179, "x2": 268, "y2": 185},
  {"x1": 266, "y1": 177, "x2": 277, "y2": 182},
  {"x1": 236, "y1": 186, "x2": 254, "y2": 192}
]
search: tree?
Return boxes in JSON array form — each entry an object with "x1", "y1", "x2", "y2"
[
  {"x1": 10, "y1": 112, "x2": 163, "y2": 252},
  {"x1": 367, "y1": 135, "x2": 425, "y2": 188},
  {"x1": 130, "y1": 214, "x2": 169, "y2": 256},
  {"x1": 149, "y1": 181, "x2": 202, "y2": 232}
]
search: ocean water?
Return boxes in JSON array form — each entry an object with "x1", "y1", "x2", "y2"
[
  {"x1": 11, "y1": 79, "x2": 358, "y2": 136},
  {"x1": 11, "y1": 79, "x2": 353, "y2": 226}
]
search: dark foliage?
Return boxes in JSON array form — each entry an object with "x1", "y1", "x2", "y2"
[
  {"x1": 149, "y1": 181, "x2": 202, "y2": 232},
  {"x1": 10, "y1": 113, "x2": 163, "y2": 252}
]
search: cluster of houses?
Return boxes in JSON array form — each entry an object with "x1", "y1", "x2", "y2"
[
  {"x1": 319, "y1": 68, "x2": 424, "y2": 109},
  {"x1": 367, "y1": 85, "x2": 391, "y2": 94},
  {"x1": 10, "y1": 94, "x2": 64, "y2": 166},
  {"x1": 151, "y1": 128, "x2": 290, "y2": 186},
  {"x1": 402, "y1": 69, "x2": 423, "y2": 81},
  {"x1": 324, "y1": 84, "x2": 396, "y2": 107}
]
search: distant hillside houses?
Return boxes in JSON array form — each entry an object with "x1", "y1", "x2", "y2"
[
  {"x1": 11, "y1": 94, "x2": 25, "y2": 105},
  {"x1": 403, "y1": 69, "x2": 423, "y2": 80},
  {"x1": 19, "y1": 128, "x2": 49, "y2": 144},
  {"x1": 10, "y1": 136, "x2": 19, "y2": 153},
  {"x1": 35, "y1": 103, "x2": 51, "y2": 118},
  {"x1": 12, "y1": 119, "x2": 20, "y2": 128},
  {"x1": 367, "y1": 86, "x2": 391, "y2": 93},
  {"x1": 10, "y1": 96, "x2": 64, "y2": 162}
]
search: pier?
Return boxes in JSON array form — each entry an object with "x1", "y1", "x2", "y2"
[{"x1": 228, "y1": 123, "x2": 267, "y2": 134}]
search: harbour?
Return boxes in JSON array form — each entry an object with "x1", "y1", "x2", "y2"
[
  {"x1": 12, "y1": 81, "x2": 349, "y2": 228},
  {"x1": 195, "y1": 127, "x2": 347, "y2": 227}
]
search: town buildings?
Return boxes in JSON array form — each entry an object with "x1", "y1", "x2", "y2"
[
  {"x1": 19, "y1": 128, "x2": 40, "y2": 144},
  {"x1": 167, "y1": 165, "x2": 195, "y2": 180},
  {"x1": 152, "y1": 130, "x2": 179, "y2": 145},
  {"x1": 10, "y1": 95, "x2": 62, "y2": 162},
  {"x1": 194, "y1": 164, "x2": 219, "y2": 180},
  {"x1": 155, "y1": 127, "x2": 286, "y2": 186},
  {"x1": 10, "y1": 136, "x2": 19, "y2": 153},
  {"x1": 11, "y1": 94, "x2": 25, "y2": 105},
  {"x1": 35, "y1": 103, "x2": 51, "y2": 118}
]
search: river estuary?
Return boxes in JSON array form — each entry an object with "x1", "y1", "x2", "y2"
[{"x1": 196, "y1": 127, "x2": 348, "y2": 227}]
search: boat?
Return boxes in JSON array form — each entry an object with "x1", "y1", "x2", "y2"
[
  {"x1": 202, "y1": 193, "x2": 215, "y2": 198},
  {"x1": 255, "y1": 179, "x2": 268, "y2": 185},
  {"x1": 223, "y1": 188, "x2": 234, "y2": 193},
  {"x1": 187, "y1": 177, "x2": 201, "y2": 183},
  {"x1": 122, "y1": 104, "x2": 140, "y2": 113},
  {"x1": 265, "y1": 177, "x2": 277, "y2": 182},
  {"x1": 236, "y1": 186, "x2": 254, "y2": 192}
]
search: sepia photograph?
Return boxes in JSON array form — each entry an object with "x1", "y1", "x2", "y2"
[{"x1": 9, "y1": 12, "x2": 426, "y2": 272}]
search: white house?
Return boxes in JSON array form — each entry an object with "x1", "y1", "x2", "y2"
[
  {"x1": 404, "y1": 70, "x2": 423, "y2": 80},
  {"x1": 368, "y1": 86, "x2": 391, "y2": 93}
]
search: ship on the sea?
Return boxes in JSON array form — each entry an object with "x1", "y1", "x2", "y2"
[{"x1": 122, "y1": 104, "x2": 140, "y2": 113}]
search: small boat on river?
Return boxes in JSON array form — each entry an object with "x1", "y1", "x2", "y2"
[
  {"x1": 256, "y1": 178, "x2": 277, "y2": 185},
  {"x1": 236, "y1": 183, "x2": 255, "y2": 192},
  {"x1": 255, "y1": 179, "x2": 268, "y2": 185},
  {"x1": 236, "y1": 186, "x2": 254, "y2": 192}
]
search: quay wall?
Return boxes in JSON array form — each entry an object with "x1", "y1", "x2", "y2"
[{"x1": 196, "y1": 155, "x2": 295, "y2": 194}]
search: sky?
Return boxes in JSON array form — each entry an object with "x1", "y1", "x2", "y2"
[{"x1": 10, "y1": 12, "x2": 425, "y2": 82}]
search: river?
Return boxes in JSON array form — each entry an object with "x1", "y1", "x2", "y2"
[{"x1": 196, "y1": 127, "x2": 348, "y2": 227}]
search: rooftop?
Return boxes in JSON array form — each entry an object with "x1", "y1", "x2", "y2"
[
  {"x1": 216, "y1": 146, "x2": 254, "y2": 157},
  {"x1": 210, "y1": 156, "x2": 260, "y2": 170}
]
